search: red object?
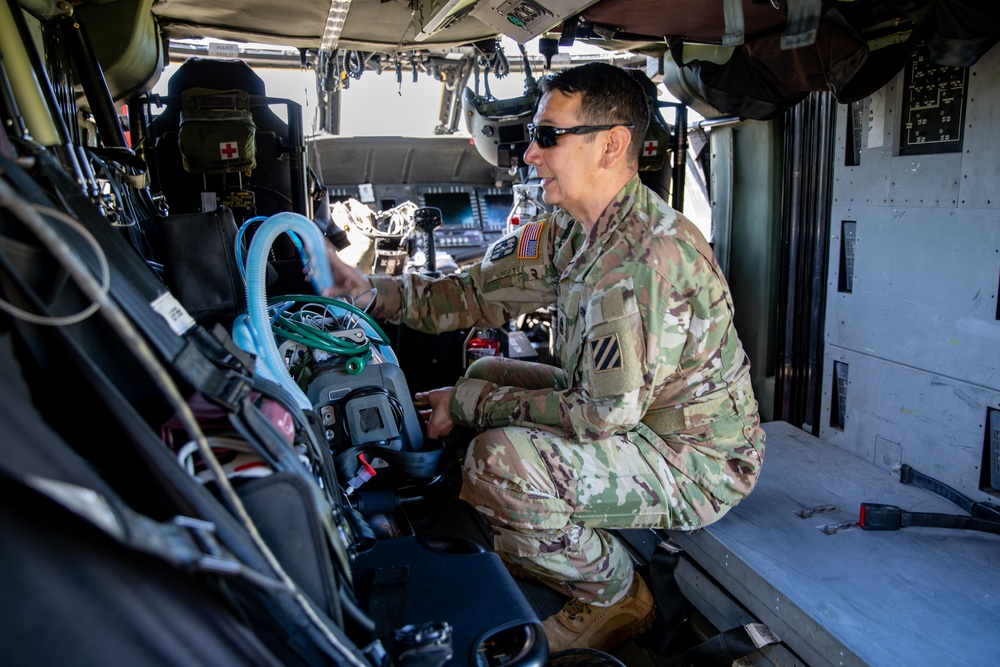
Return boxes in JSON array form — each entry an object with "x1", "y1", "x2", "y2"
[
  {"x1": 467, "y1": 336, "x2": 500, "y2": 361},
  {"x1": 358, "y1": 453, "x2": 376, "y2": 477}
]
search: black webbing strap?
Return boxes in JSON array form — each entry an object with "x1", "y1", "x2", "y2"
[
  {"x1": 0, "y1": 459, "x2": 285, "y2": 590},
  {"x1": 859, "y1": 503, "x2": 1000, "y2": 536},
  {"x1": 647, "y1": 541, "x2": 781, "y2": 666},
  {"x1": 899, "y1": 464, "x2": 1000, "y2": 523},
  {"x1": 859, "y1": 464, "x2": 1000, "y2": 535},
  {"x1": 335, "y1": 441, "x2": 444, "y2": 482},
  {"x1": 648, "y1": 541, "x2": 687, "y2": 628},
  {"x1": 670, "y1": 623, "x2": 780, "y2": 667}
]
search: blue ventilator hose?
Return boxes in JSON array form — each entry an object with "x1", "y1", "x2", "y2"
[{"x1": 233, "y1": 212, "x2": 334, "y2": 411}]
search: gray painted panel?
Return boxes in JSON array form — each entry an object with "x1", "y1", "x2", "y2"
[
  {"x1": 670, "y1": 421, "x2": 1000, "y2": 667},
  {"x1": 825, "y1": 44, "x2": 1000, "y2": 521},
  {"x1": 825, "y1": 204, "x2": 1000, "y2": 387},
  {"x1": 710, "y1": 127, "x2": 734, "y2": 274},
  {"x1": 960, "y1": 46, "x2": 1000, "y2": 209},
  {"x1": 818, "y1": 347, "x2": 999, "y2": 499},
  {"x1": 313, "y1": 135, "x2": 500, "y2": 185},
  {"x1": 832, "y1": 94, "x2": 892, "y2": 207},
  {"x1": 887, "y1": 153, "x2": 963, "y2": 207}
]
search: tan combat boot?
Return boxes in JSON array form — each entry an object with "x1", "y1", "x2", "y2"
[{"x1": 542, "y1": 573, "x2": 657, "y2": 654}]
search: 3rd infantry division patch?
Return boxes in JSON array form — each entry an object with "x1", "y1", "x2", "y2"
[{"x1": 590, "y1": 334, "x2": 622, "y2": 372}]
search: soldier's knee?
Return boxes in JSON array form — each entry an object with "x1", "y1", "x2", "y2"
[
  {"x1": 461, "y1": 430, "x2": 572, "y2": 532},
  {"x1": 462, "y1": 428, "x2": 509, "y2": 484},
  {"x1": 465, "y1": 356, "x2": 505, "y2": 381},
  {"x1": 462, "y1": 427, "x2": 561, "y2": 500}
]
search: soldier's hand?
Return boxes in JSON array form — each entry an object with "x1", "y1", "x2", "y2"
[
  {"x1": 414, "y1": 387, "x2": 456, "y2": 440},
  {"x1": 325, "y1": 243, "x2": 373, "y2": 301}
]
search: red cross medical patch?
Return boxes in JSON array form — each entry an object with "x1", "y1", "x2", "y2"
[{"x1": 220, "y1": 142, "x2": 240, "y2": 160}]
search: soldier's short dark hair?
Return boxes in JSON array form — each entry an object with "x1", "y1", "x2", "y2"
[{"x1": 538, "y1": 62, "x2": 650, "y2": 168}]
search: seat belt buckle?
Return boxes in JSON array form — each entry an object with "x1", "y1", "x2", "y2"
[
  {"x1": 174, "y1": 341, "x2": 253, "y2": 412},
  {"x1": 170, "y1": 515, "x2": 242, "y2": 575},
  {"x1": 858, "y1": 503, "x2": 903, "y2": 530}
]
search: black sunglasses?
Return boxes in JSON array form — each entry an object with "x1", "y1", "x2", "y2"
[{"x1": 527, "y1": 123, "x2": 635, "y2": 149}]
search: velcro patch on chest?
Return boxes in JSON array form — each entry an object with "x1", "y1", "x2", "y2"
[{"x1": 589, "y1": 334, "x2": 623, "y2": 373}]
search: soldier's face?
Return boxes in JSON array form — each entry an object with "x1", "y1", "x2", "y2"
[{"x1": 524, "y1": 90, "x2": 608, "y2": 222}]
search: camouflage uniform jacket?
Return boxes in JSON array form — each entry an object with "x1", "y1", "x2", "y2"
[{"x1": 369, "y1": 175, "x2": 760, "y2": 494}]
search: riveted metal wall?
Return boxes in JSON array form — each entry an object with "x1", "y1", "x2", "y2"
[{"x1": 821, "y1": 46, "x2": 1000, "y2": 499}]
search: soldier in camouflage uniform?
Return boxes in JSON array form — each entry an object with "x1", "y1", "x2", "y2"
[{"x1": 327, "y1": 62, "x2": 765, "y2": 653}]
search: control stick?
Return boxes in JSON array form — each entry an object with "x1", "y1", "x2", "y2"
[{"x1": 414, "y1": 207, "x2": 443, "y2": 277}]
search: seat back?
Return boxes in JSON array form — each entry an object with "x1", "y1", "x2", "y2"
[
  {"x1": 145, "y1": 58, "x2": 317, "y2": 298},
  {"x1": 147, "y1": 58, "x2": 306, "y2": 223},
  {"x1": 628, "y1": 68, "x2": 675, "y2": 174}
]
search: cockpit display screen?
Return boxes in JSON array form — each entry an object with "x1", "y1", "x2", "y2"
[
  {"x1": 423, "y1": 192, "x2": 475, "y2": 226},
  {"x1": 482, "y1": 193, "x2": 514, "y2": 228}
]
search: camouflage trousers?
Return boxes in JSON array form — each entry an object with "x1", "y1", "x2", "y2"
[{"x1": 458, "y1": 357, "x2": 764, "y2": 606}]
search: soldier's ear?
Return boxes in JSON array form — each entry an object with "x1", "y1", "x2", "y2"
[{"x1": 602, "y1": 125, "x2": 632, "y2": 166}]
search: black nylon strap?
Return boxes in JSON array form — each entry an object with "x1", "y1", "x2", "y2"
[
  {"x1": 0, "y1": 457, "x2": 282, "y2": 586},
  {"x1": 670, "y1": 624, "x2": 774, "y2": 667},
  {"x1": 900, "y1": 464, "x2": 1000, "y2": 522},
  {"x1": 336, "y1": 442, "x2": 444, "y2": 482},
  {"x1": 860, "y1": 503, "x2": 1000, "y2": 536}
]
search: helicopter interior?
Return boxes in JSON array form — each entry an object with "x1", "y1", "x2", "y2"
[{"x1": 2, "y1": 0, "x2": 999, "y2": 666}]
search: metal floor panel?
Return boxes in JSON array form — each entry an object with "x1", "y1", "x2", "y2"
[{"x1": 668, "y1": 421, "x2": 1000, "y2": 667}]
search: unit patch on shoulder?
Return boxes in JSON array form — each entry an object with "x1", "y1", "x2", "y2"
[
  {"x1": 517, "y1": 221, "x2": 544, "y2": 259},
  {"x1": 489, "y1": 235, "x2": 517, "y2": 261},
  {"x1": 589, "y1": 334, "x2": 623, "y2": 373}
]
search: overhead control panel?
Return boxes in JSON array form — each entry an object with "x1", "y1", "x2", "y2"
[
  {"x1": 470, "y1": 0, "x2": 600, "y2": 43},
  {"x1": 412, "y1": 0, "x2": 480, "y2": 41}
]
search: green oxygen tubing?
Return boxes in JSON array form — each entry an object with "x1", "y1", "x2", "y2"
[{"x1": 267, "y1": 294, "x2": 398, "y2": 373}]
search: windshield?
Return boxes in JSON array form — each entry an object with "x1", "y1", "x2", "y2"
[{"x1": 150, "y1": 37, "x2": 711, "y2": 237}]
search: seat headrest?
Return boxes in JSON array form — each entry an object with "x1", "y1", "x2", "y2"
[{"x1": 168, "y1": 58, "x2": 267, "y2": 97}]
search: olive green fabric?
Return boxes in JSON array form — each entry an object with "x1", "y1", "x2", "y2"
[{"x1": 178, "y1": 87, "x2": 256, "y2": 175}]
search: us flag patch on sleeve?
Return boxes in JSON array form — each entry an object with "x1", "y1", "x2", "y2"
[
  {"x1": 590, "y1": 334, "x2": 622, "y2": 373},
  {"x1": 517, "y1": 221, "x2": 544, "y2": 259}
]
